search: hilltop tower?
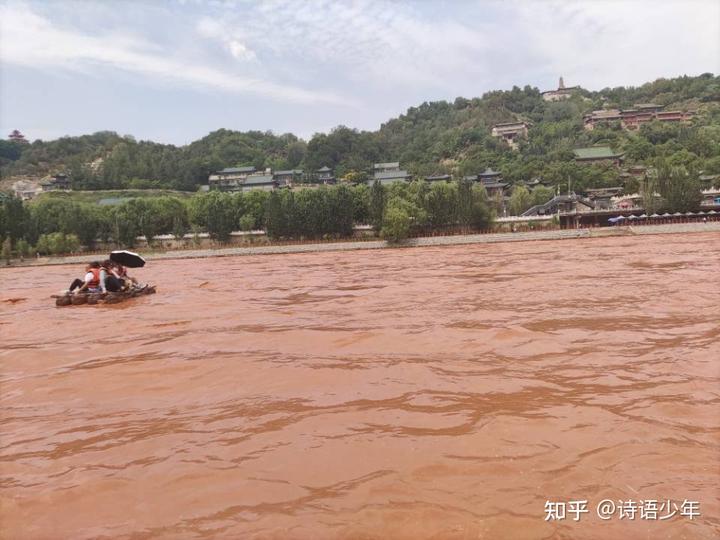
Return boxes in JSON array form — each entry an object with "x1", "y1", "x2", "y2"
[
  {"x1": 541, "y1": 77, "x2": 578, "y2": 102},
  {"x1": 8, "y1": 130, "x2": 28, "y2": 143}
]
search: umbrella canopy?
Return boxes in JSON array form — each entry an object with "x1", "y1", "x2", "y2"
[
  {"x1": 639, "y1": 214, "x2": 648, "y2": 218},
  {"x1": 628, "y1": 215, "x2": 638, "y2": 220},
  {"x1": 662, "y1": 213, "x2": 671, "y2": 217},
  {"x1": 110, "y1": 250, "x2": 146, "y2": 268}
]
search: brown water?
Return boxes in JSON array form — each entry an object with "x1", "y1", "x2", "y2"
[{"x1": 1, "y1": 233, "x2": 719, "y2": 540}]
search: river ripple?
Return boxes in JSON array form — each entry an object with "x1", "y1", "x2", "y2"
[{"x1": 1, "y1": 232, "x2": 719, "y2": 539}]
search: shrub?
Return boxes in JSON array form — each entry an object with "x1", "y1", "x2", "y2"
[
  {"x1": 381, "y1": 206, "x2": 411, "y2": 243},
  {"x1": 239, "y1": 214, "x2": 255, "y2": 232}
]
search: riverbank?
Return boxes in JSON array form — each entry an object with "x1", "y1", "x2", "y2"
[{"x1": 3, "y1": 221, "x2": 719, "y2": 268}]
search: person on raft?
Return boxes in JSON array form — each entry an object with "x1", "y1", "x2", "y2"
[
  {"x1": 101, "y1": 260, "x2": 126, "y2": 292},
  {"x1": 68, "y1": 261, "x2": 126, "y2": 294},
  {"x1": 69, "y1": 261, "x2": 104, "y2": 294},
  {"x1": 113, "y1": 262, "x2": 138, "y2": 287}
]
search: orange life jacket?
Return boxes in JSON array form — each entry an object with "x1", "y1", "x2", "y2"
[{"x1": 87, "y1": 268, "x2": 101, "y2": 288}]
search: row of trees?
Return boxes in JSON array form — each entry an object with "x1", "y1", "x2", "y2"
[{"x1": 0, "y1": 180, "x2": 496, "y2": 254}]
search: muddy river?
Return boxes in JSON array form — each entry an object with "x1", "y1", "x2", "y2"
[{"x1": 1, "y1": 233, "x2": 719, "y2": 539}]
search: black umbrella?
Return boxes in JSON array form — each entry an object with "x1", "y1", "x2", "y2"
[{"x1": 110, "y1": 250, "x2": 146, "y2": 268}]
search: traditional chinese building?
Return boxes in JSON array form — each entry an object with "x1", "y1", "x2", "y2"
[
  {"x1": 463, "y1": 169, "x2": 508, "y2": 199},
  {"x1": 491, "y1": 121, "x2": 531, "y2": 150},
  {"x1": 583, "y1": 187, "x2": 623, "y2": 209},
  {"x1": 373, "y1": 162, "x2": 401, "y2": 173},
  {"x1": 583, "y1": 109, "x2": 622, "y2": 130},
  {"x1": 573, "y1": 146, "x2": 624, "y2": 167},
  {"x1": 40, "y1": 173, "x2": 71, "y2": 192},
  {"x1": 12, "y1": 180, "x2": 42, "y2": 200},
  {"x1": 584, "y1": 104, "x2": 695, "y2": 131},
  {"x1": 369, "y1": 162, "x2": 411, "y2": 185},
  {"x1": 8, "y1": 129, "x2": 28, "y2": 143},
  {"x1": 273, "y1": 169, "x2": 303, "y2": 188},
  {"x1": 316, "y1": 166, "x2": 336, "y2": 184},
  {"x1": 541, "y1": 76, "x2": 579, "y2": 102},
  {"x1": 208, "y1": 167, "x2": 257, "y2": 191},
  {"x1": 424, "y1": 174, "x2": 452, "y2": 184},
  {"x1": 240, "y1": 174, "x2": 277, "y2": 192}
]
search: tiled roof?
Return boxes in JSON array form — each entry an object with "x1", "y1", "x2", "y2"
[
  {"x1": 482, "y1": 182, "x2": 508, "y2": 189},
  {"x1": 243, "y1": 175, "x2": 276, "y2": 185},
  {"x1": 374, "y1": 170, "x2": 410, "y2": 180},
  {"x1": 219, "y1": 166, "x2": 256, "y2": 174},
  {"x1": 573, "y1": 146, "x2": 623, "y2": 160},
  {"x1": 374, "y1": 162, "x2": 400, "y2": 169}
]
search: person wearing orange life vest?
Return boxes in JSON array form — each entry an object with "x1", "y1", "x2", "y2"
[{"x1": 68, "y1": 261, "x2": 103, "y2": 294}]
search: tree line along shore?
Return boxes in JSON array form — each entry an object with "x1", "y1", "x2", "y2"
[
  {"x1": 1, "y1": 74, "x2": 718, "y2": 259},
  {"x1": 0, "y1": 159, "x2": 712, "y2": 262}
]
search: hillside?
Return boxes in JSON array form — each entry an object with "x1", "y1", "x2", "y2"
[{"x1": 2, "y1": 73, "x2": 719, "y2": 194}]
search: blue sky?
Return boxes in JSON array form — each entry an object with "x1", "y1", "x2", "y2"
[{"x1": 1, "y1": 0, "x2": 718, "y2": 145}]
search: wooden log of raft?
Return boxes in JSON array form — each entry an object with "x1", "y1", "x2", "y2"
[{"x1": 53, "y1": 285, "x2": 157, "y2": 307}]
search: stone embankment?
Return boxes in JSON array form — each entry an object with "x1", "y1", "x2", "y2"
[{"x1": 3, "y1": 222, "x2": 719, "y2": 268}]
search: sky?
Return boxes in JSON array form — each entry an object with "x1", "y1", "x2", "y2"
[{"x1": 1, "y1": 0, "x2": 719, "y2": 145}]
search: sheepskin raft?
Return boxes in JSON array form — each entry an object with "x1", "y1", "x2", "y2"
[{"x1": 53, "y1": 285, "x2": 157, "y2": 307}]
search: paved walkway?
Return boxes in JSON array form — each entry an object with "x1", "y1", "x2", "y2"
[{"x1": 3, "y1": 222, "x2": 719, "y2": 268}]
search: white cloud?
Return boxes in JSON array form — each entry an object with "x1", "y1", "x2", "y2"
[
  {"x1": 228, "y1": 41, "x2": 256, "y2": 61},
  {"x1": 194, "y1": 0, "x2": 719, "y2": 94},
  {"x1": 195, "y1": 16, "x2": 257, "y2": 62},
  {"x1": 0, "y1": 3, "x2": 343, "y2": 105}
]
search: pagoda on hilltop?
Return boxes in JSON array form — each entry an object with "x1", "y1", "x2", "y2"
[
  {"x1": 541, "y1": 76, "x2": 579, "y2": 102},
  {"x1": 8, "y1": 129, "x2": 29, "y2": 143}
]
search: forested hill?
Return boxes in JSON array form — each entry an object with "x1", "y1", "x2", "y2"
[{"x1": 2, "y1": 73, "x2": 719, "y2": 193}]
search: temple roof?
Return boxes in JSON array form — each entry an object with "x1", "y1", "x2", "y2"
[
  {"x1": 243, "y1": 175, "x2": 275, "y2": 185},
  {"x1": 374, "y1": 162, "x2": 400, "y2": 169},
  {"x1": 219, "y1": 166, "x2": 256, "y2": 174},
  {"x1": 374, "y1": 170, "x2": 410, "y2": 180},
  {"x1": 573, "y1": 146, "x2": 623, "y2": 160}
]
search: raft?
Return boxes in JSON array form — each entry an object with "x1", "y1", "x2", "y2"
[{"x1": 53, "y1": 285, "x2": 157, "y2": 307}]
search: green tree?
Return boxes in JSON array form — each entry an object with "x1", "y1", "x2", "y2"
[
  {"x1": 509, "y1": 185, "x2": 532, "y2": 215},
  {"x1": 369, "y1": 181, "x2": 386, "y2": 230},
  {"x1": 238, "y1": 214, "x2": 255, "y2": 232},
  {"x1": 381, "y1": 205, "x2": 411, "y2": 243},
  {"x1": 424, "y1": 182, "x2": 457, "y2": 228},
  {"x1": 264, "y1": 191, "x2": 285, "y2": 239},
  {"x1": 16, "y1": 239, "x2": 30, "y2": 261},
  {"x1": 531, "y1": 186, "x2": 554, "y2": 206},
  {"x1": 655, "y1": 162, "x2": 702, "y2": 213},
  {"x1": 205, "y1": 192, "x2": 236, "y2": 242},
  {"x1": 2, "y1": 237, "x2": 11, "y2": 265},
  {"x1": 0, "y1": 196, "x2": 28, "y2": 244}
]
